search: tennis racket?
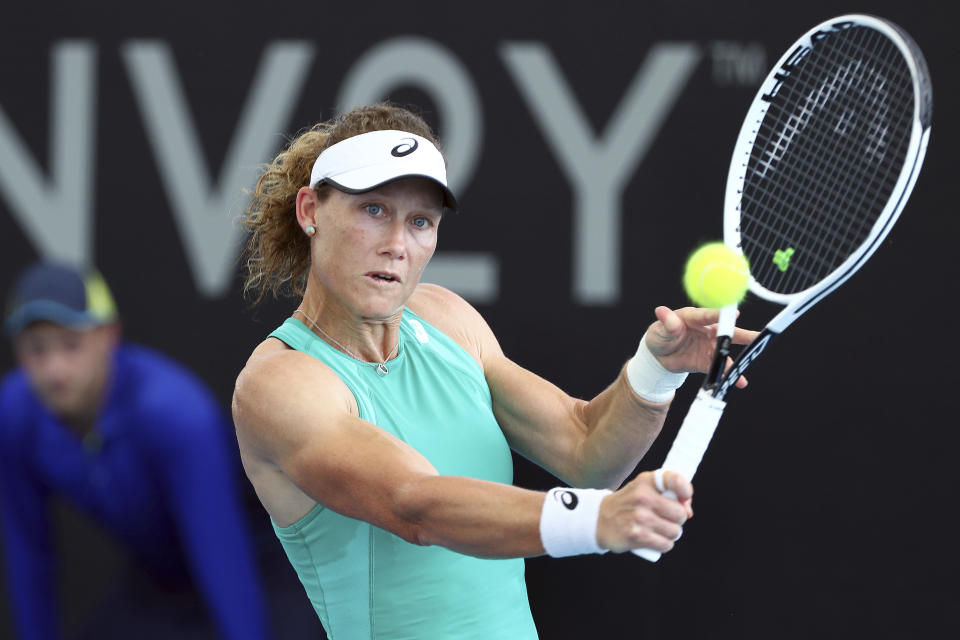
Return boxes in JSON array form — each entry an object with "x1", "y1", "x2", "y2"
[{"x1": 634, "y1": 14, "x2": 932, "y2": 562}]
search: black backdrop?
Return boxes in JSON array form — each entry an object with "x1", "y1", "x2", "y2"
[{"x1": 1, "y1": 1, "x2": 958, "y2": 638}]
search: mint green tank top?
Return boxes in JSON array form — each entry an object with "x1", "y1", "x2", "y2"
[{"x1": 268, "y1": 309, "x2": 539, "y2": 640}]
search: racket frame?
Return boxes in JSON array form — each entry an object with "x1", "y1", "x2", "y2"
[
  {"x1": 718, "y1": 14, "x2": 932, "y2": 395},
  {"x1": 633, "y1": 14, "x2": 932, "y2": 562}
]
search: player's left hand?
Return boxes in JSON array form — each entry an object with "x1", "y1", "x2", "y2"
[{"x1": 644, "y1": 306, "x2": 758, "y2": 388}]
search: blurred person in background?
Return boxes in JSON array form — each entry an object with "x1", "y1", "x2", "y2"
[{"x1": 0, "y1": 261, "x2": 269, "y2": 640}]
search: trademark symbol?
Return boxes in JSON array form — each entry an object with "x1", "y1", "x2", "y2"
[{"x1": 710, "y1": 41, "x2": 766, "y2": 86}]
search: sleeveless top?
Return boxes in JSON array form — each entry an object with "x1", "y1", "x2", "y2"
[{"x1": 268, "y1": 309, "x2": 539, "y2": 640}]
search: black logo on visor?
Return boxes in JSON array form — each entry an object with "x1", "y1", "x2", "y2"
[{"x1": 391, "y1": 138, "x2": 419, "y2": 157}]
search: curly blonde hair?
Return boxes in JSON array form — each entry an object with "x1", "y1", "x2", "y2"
[{"x1": 241, "y1": 103, "x2": 443, "y2": 304}]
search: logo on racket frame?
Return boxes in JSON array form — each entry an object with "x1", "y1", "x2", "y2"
[
  {"x1": 762, "y1": 20, "x2": 858, "y2": 104},
  {"x1": 717, "y1": 332, "x2": 774, "y2": 397}
]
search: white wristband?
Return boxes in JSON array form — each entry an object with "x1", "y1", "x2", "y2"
[
  {"x1": 539, "y1": 487, "x2": 612, "y2": 557},
  {"x1": 625, "y1": 332, "x2": 688, "y2": 402}
]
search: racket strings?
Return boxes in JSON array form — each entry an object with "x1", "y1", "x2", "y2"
[
  {"x1": 739, "y1": 24, "x2": 915, "y2": 295},
  {"x1": 749, "y1": 33, "x2": 912, "y2": 291},
  {"x1": 772, "y1": 29, "x2": 909, "y2": 257},
  {"x1": 795, "y1": 29, "x2": 910, "y2": 277},
  {"x1": 752, "y1": 31, "x2": 909, "y2": 290}
]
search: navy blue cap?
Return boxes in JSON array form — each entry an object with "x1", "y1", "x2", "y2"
[{"x1": 5, "y1": 262, "x2": 118, "y2": 336}]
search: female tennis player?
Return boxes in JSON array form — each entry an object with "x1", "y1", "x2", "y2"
[{"x1": 232, "y1": 102, "x2": 755, "y2": 639}]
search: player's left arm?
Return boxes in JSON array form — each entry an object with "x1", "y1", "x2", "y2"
[{"x1": 411, "y1": 286, "x2": 754, "y2": 490}]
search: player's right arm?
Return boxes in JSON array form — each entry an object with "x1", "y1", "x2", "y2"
[{"x1": 232, "y1": 341, "x2": 690, "y2": 558}]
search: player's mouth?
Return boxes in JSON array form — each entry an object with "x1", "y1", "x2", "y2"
[{"x1": 366, "y1": 271, "x2": 401, "y2": 284}]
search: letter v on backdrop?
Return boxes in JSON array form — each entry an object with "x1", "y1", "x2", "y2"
[{"x1": 0, "y1": 38, "x2": 701, "y2": 303}]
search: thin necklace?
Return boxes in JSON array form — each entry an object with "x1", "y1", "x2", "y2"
[{"x1": 293, "y1": 308, "x2": 398, "y2": 377}]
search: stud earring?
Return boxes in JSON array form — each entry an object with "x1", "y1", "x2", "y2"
[{"x1": 305, "y1": 225, "x2": 316, "y2": 237}]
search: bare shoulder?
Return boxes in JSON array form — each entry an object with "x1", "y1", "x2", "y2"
[
  {"x1": 407, "y1": 282, "x2": 468, "y2": 313},
  {"x1": 236, "y1": 337, "x2": 347, "y2": 392},
  {"x1": 232, "y1": 338, "x2": 355, "y2": 448},
  {"x1": 407, "y1": 283, "x2": 501, "y2": 365},
  {"x1": 407, "y1": 282, "x2": 474, "y2": 332}
]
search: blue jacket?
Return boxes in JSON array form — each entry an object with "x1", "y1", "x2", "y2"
[{"x1": 0, "y1": 344, "x2": 267, "y2": 640}]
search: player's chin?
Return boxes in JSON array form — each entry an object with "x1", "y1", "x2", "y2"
[{"x1": 357, "y1": 290, "x2": 412, "y2": 320}]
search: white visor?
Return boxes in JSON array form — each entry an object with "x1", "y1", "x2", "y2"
[{"x1": 309, "y1": 130, "x2": 458, "y2": 212}]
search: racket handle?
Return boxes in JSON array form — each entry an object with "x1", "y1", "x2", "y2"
[
  {"x1": 632, "y1": 548, "x2": 662, "y2": 562},
  {"x1": 631, "y1": 388, "x2": 726, "y2": 562},
  {"x1": 631, "y1": 486, "x2": 678, "y2": 562}
]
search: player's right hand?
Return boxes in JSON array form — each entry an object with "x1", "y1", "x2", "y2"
[{"x1": 595, "y1": 470, "x2": 693, "y2": 553}]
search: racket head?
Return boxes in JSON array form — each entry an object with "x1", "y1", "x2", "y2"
[{"x1": 723, "y1": 15, "x2": 932, "y2": 313}]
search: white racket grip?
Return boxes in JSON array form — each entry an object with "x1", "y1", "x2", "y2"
[
  {"x1": 632, "y1": 389, "x2": 727, "y2": 562},
  {"x1": 661, "y1": 389, "x2": 727, "y2": 483}
]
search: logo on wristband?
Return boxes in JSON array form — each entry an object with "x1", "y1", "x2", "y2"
[{"x1": 558, "y1": 490, "x2": 579, "y2": 510}]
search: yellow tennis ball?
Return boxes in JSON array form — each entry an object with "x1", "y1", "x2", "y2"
[{"x1": 683, "y1": 242, "x2": 750, "y2": 308}]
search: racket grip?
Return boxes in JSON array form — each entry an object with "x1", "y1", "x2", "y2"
[
  {"x1": 631, "y1": 389, "x2": 726, "y2": 562},
  {"x1": 633, "y1": 546, "x2": 664, "y2": 562}
]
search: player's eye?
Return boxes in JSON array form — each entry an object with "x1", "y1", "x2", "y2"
[
  {"x1": 365, "y1": 204, "x2": 384, "y2": 216},
  {"x1": 412, "y1": 217, "x2": 429, "y2": 229}
]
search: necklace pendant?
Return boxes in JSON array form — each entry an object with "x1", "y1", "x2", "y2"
[{"x1": 375, "y1": 363, "x2": 389, "y2": 377}]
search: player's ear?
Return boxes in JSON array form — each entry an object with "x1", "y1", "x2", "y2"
[{"x1": 295, "y1": 186, "x2": 320, "y2": 235}]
